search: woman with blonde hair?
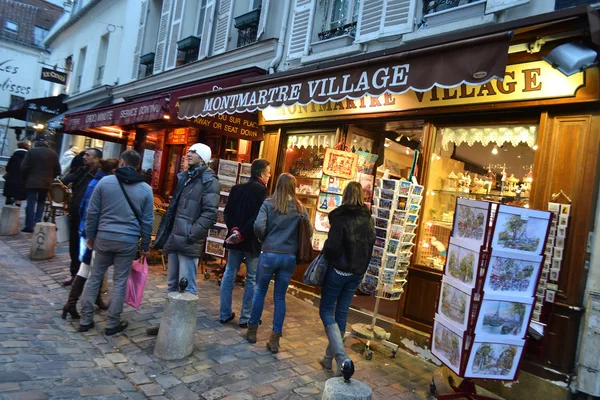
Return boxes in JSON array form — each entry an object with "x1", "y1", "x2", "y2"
[
  {"x1": 245, "y1": 173, "x2": 311, "y2": 353},
  {"x1": 319, "y1": 181, "x2": 375, "y2": 375}
]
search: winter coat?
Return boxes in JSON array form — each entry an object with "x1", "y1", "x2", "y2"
[
  {"x1": 224, "y1": 177, "x2": 269, "y2": 254},
  {"x1": 322, "y1": 204, "x2": 376, "y2": 275},
  {"x1": 78, "y1": 170, "x2": 108, "y2": 237},
  {"x1": 63, "y1": 167, "x2": 94, "y2": 219},
  {"x1": 3, "y1": 149, "x2": 27, "y2": 200},
  {"x1": 20, "y1": 142, "x2": 60, "y2": 190},
  {"x1": 254, "y1": 198, "x2": 312, "y2": 255},
  {"x1": 154, "y1": 165, "x2": 220, "y2": 257},
  {"x1": 85, "y1": 166, "x2": 154, "y2": 251}
]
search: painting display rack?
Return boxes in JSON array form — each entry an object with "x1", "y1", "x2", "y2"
[{"x1": 431, "y1": 198, "x2": 552, "y2": 390}]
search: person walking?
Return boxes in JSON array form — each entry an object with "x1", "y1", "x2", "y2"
[
  {"x1": 219, "y1": 159, "x2": 271, "y2": 327},
  {"x1": 146, "y1": 143, "x2": 219, "y2": 337},
  {"x1": 3, "y1": 142, "x2": 29, "y2": 206},
  {"x1": 78, "y1": 150, "x2": 153, "y2": 336},
  {"x1": 20, "y1": 136, "x2": 60, "y2": 232},
  {"x1": 60, "y1": 145, "x2": 80, "y2": 176},
  {"x1": 244, "y1": 173, "x2": 311, "y2": 353},
  {"x1": 61, "y1": 148, "x2": 102, "y2": 286},
  {"x1": 61, "y1": 158, "x2": 119, "y2": 320},
  {"x1": 318, "y1": 182, "x2": 375, "y2": 375}
]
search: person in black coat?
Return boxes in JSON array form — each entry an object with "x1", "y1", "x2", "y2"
[
  {"x1": 3, "y1": 142, "x2": 29, "y2": 206},
  {"x1": 319, "y1": 181, "x2": 375, "y2": 375},
  {"x1": 219, "y1": 159, "x2": 271, "y2": 328}
]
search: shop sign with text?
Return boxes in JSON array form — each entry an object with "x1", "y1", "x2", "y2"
[
  {"x1": 40, "y1": 67, "x2": 68, "y2": 85},
  {"x1": 167, "y1": 128, "x2": 188, "y2": 145},
  {"x1": 178, "y1": 109, "x2": 263, "y2": 141},
  {"x1": 262, "y1": 61, "x2": 588, "y2": 122}
]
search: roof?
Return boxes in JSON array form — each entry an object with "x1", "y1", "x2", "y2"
[{"x1": 0, "y1": 0, "x2": 63, "y2": 48}]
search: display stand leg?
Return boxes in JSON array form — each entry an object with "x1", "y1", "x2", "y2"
[
  {"x1": 437, "y1": 378, "x2": 498, "y2": 400},
  {"x1": 348, "y1": 297, "x2": 399, "y2": 359}
]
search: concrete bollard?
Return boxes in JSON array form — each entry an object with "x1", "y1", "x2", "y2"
[
  {"x1": 154, "y1": 292, "x2": 198, "y2": 360},
  {"x1": 29, "y1": 222, "x2": 57, "y2": 260},
  {"x1": 322, "y1": 377, "x2": 372, "y2": 400},
  {"x1": 0, "y1": 206, "x2": 20, "y2": 236}
]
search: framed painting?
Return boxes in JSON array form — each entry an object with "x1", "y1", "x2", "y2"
[
  {"x1": 432, "y1": 313, "x2": 465, "y2": 375},
  {"x1": 219, "y1": 177, "x2": 237, "y2": 193},
  {"x1": 323, "y1": 149, "x2": 358, "y2": 179},
  {"x1": 452, "y1": 198, "x2": 491, "y2": 246},
  {"x1": 465, "y1": 336, "x2": 525, "y2": 380},
  {"x1": 240, "y1": 163, "x2": 252, "y2": 177},
  {"x1": 474, "y1": 294, "x2": 533, "y2": 340},
  {"x1": 208, "y1": 226, "x2": 228, "y2": 240},
  {"x1": 491, "y1": 205, "x2": 551, "y2": 255},
  {"x1": 483, "y1": 250, "x2": 543, "y2": 297},
  {"x1": 438, "y1": 276, "x2": 473, "y2": 331},
  {"x1": 218, "y1": 159, "x2": 240, "y2": 179},
  {"x1": 444, "y1": 237, "x2": 481, "y2": 288},
  {"x1": 205, "y1": 238, "x2": 226, "y2": 258}
]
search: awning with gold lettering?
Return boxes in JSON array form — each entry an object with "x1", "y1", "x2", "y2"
[{"x1": 178, "y1": 32, "x2": 513, "y2": 118}]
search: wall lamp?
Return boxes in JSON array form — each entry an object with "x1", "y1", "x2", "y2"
[{"x1": 543, "y1": 42, "x2": 598, "y2": 76}]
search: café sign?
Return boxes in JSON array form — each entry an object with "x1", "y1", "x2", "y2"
[
  {"x1": 262, "y1": 61, "x2": 587, "y2": 121},
  {"x1": 41, "y1": 67, "x2": 68, "y2": 85}
]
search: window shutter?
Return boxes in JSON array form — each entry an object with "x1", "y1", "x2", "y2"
[
  {"x1": 166, "y1": 0, "x2": 185, "y2": 69},
  {"x1": 153, "y1": 0, "x2": 173, "y2": 73},
  {"x1": 199, "y1": 0, "x2": 215, "y2": 59},
  {"x1": 256, "y1": 0, "x2": 270, "y2": 41},
  {"x1": 486, "y1": 0, "x2": 529, "y2": 14},
  {"x1": 132, "y1": 1, "x2": 149, "y2": 79},
  {"x1": 213, "y1": 0, "x2": 233, "y2": 55},
  {"x1": 287, "y1": 0, "x2": 313, "y2": 60},
  {"x1": 356, "y1": 0, "x2": 415, "y2": 42}
]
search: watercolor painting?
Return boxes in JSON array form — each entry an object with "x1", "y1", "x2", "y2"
[
  {"x1": 454, "y1": 203, "x2": 487, "y2": 243},
  {"x1": 475, "y1": 298, "x2": 532, "y2": 339},
  {"x1": 483, "y1": 252, "x2": 542, "y2": 297},
  {"x1": 206, "y1": 238, "x2": 225, "y2": 258},
  {"x1": 240, "y1": 163, "x2": 252, "y2": 177},
  {"x1": 465, "y1": 340, "x2": 524, "y2": 380},
  {"x1": 445, "y1": 240, "x2": 479, "y2": 287},
  {"x1": 432, "y1": 317, "x2": 463, "y2": 374},
  {"x1": 492, "y1": 206, "x2": 550, "y2": 254},
  {"x1": 439, "y1": 281, "x2": 471, "y2": 329},
  {"x1": 318, "y1": 193, "x2": 342, "y2": 213}
]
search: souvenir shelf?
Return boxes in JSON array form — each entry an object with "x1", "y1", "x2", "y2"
[{"x1": 431, "y1": 198, "x2": 552, "y2": 385}]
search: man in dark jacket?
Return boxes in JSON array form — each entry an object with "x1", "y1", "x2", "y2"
[
  {"x1": 78, "y1": 150, "x2": 154, "y2": 336},
  {"x1": 61, "y1": 148, "x2": 102, "y2": 285},
  {"x1": 20, "y1": 136, "x2": 60, "y2": 233},
  {"x1": 219, "y1": 159, "x2": 271, "y2": 327},
  {"x1": 154, "y1": 142, "x2": 220, "y2": 296}
]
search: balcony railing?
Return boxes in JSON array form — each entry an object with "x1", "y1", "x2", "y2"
[
  {"x1": 423, "y1": 0, "x2": 478, "y2": 15},
  {"x1": 318, "y1": 21, "x2": 357, "y2": 42}
]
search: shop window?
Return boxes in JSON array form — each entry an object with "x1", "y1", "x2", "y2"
[
  {"x1": 415, "y1": 124, "x2": 538, "y2": 270},
  {"x1": 9, "y1": 95, "x2": 25, "y2": 108}
]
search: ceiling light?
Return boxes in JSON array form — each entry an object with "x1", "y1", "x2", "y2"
[
  {"x1": 492, "y1": 147, "x2": 498, "y2": 155},
  {"x1": 163, "y1": 114, "x2": 171, "y2": 120},
  {"x1": 532, "y1": 144, "x2": 538, "y2": 150},
  {"x1": 384, "y1": 142, "x2": 390, "y2": 148},
  {"x1": 406, "y1": 148, "x2": 410, "y2": 155}
]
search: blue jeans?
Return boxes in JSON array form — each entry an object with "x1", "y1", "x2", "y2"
[
  {"x1": 319, "y1": 268, "x2": 363, "y2": 334},
  {"x1": 167, "y1": 253, "x2": 199, "y2": 295},
  {"x1": 25, "y1": 189, "x2": 48, "y2": 230},
  {"x1": 249, "y1": 252, "x2": 296, "y2": 334},
  {"x1": 219, "y1": 249, "x2": 259, "y2": 323}
]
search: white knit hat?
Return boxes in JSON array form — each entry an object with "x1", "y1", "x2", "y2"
[{"x1": 189, "y1": 143, "x2": 212, "y2": 163}]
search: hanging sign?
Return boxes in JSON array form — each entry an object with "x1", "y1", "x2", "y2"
[{"x1": 40, "y1": 67, "x2": 68, "y2": 85}]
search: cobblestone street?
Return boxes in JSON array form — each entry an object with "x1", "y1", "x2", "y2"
[{"x1": 0, "y1": 224, "x2": 439, "y2": 400}]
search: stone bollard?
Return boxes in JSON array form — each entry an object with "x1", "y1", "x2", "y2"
[
  {"x1": 29, "y1": 223, "x2": 57, "y2": 260},
  {"x1": 322, "y1": 377, "x2": 372, "y2": 400},
  {"x1": 154, "y1": 292, "x2": 198, "y2": 360},
  {"x1": 0, "y1": 206, "x2": 20, "y2": 236}
]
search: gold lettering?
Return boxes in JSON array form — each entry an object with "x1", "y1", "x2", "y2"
[
  {"x1": 333, "y1": 101, "x2": 344, "y2": 111},
  {"x1": 383, "y1": 93, "x2": 395, "y2": 106},
  {"x1": 496, "y1": 71, "x2": 516, "y2": 94},
  {"x1": 477, "y1": 81, "x2": 497, "y2": 97},
  {"x1": 345, "y1": 99, "x2": 357, "y2": 109},
  {"x1": 523, "y1": 68, "x2": 542, "y2": 92},
  {"x1": 369, "y1": 96, "x2": 382, "y2": 107}
]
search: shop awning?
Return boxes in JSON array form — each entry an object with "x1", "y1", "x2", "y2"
[
  {"x1": 47, "y1": 98, "x2": 113, "y2": 130},
  {"x1": 0, "y1": 94, "x2": 67, "y2": 121},
  {"x1": 64, "y1": 96, "x2": 168, "y2": 132},
  {"x1": 178, "y1": 32, "x2": 513, "y2": 117}
]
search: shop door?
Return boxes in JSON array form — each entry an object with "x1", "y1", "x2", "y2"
[{"x1": 164, "y1": 145, "x2": 185, "y2": 198}]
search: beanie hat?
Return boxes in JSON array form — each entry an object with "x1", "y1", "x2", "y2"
[{"x1": 189, "y1": 143, "x2": 212, "y2": 163}]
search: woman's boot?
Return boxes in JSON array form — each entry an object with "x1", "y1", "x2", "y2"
[
  {"x1": 266, "y1": 330, "x2": 281, "y2": 353},
  {"x1": 244, "y1": 323, "x2": 259, "y2": 344},
  {"x1": 324, "y1": 324, "x2": 351, "y2": 376},
  {"x1": 318, "y1": 344, "x2": 333, "y2": 371},
  {"x1": 61, "y1": 275, "x2": 86, "y2": 320}
]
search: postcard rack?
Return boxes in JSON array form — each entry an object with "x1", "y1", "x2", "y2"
[{"x1": 431, "y1": 198, "x2": 552, "y2": 397}]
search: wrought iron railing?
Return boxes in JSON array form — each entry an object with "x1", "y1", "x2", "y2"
[
  {"x1": 237, "y1": 25, "x2": 259, "y2": 47},
  {"x1": 318, "y1": 21, "x2": 357, "y2": 41},
  {"x1": 423, "y1": 0, "x2": 477, "y2": 15}
]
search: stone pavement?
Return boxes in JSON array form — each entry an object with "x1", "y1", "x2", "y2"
[{"x1": 0, "y1": 226, "x2": 439, "y2": 400}]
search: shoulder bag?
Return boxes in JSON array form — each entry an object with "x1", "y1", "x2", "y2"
[
  {"x1": 303, "y1": 252, "x2": 328, "y2": 287},
  {"x1": 117, "y1": 179, "x2": 142, "y2": 226},
  {"x1": 297, "y1": 204, "x2": 313, "y2": 263}
]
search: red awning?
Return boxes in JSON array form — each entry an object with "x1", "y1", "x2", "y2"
[
  {"x1": 64, "y1": 97, "x2": 167, "y2": 132},
  {"x1": 178, "y1": 32, "x2": 513, "y2": 117}
]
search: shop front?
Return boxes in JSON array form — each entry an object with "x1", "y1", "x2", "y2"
[{"x1": 176, "y1": 6, "x2": 600, "y2": 386}]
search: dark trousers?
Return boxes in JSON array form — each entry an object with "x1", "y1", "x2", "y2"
[
  {"x1": 68, "y1": 213, "x2": 81, "y2": 277},
  {"x1": 25, "y1": 189, "x2": 48, "y2": 231}
]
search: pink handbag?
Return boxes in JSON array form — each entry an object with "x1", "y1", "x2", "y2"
[{"x1": 125, "y1": 257, "x2": 148, "y2": 310}]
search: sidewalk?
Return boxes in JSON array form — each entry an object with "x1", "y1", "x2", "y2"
[{"x1": 0, "y1": 227, "x2": 439, "y2": 400}]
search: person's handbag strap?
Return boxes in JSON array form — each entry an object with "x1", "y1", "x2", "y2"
[{"x1": 117, "y1": 178, "x2": 142, "y2": 225}]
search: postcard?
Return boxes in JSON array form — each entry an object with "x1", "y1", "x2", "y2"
[
  {"x1": 375, "y1": 227, "x2": 388, "y2": 240},
  {"x1": 412, "y1": 185, "x2": 424, "y2": 196},
  {"x1": 438, "y1": 277, "x2": 473, "y2": 331},
  {"x1": 559, "y1": 215, "x2": 569, "y2": 227},
  {"x1": 547, "y1": 202, "x2": 561, "y2": 213},
  {"x1": 205, "y1": 238, "x2": 225, "y2": 258},
  {"x1": 390, "y1": 225, "x2": 404, "y2": 241},
  {"x1": 406, "y1": 214, "x2": 418, "y2": 224},
  {"x1": 483, "y1": 250, "x2": 543, "y2": 297},
  {"x1": 240, "y1": 163, "x2": 252, "y2": 177},
  {"x1": 378, "y1": 198, "x2": 393, "y2": 210},
  {"x1": 366, "y1": 264, "x2": 380, "y2": 277},
  {"x1": 408, "y1": 204, "x2": 420, "y2": 215},
  {"x1": 382, "y1": 268, "x2": 396, "y2": 284},
  {"x1": 397, "y1": 196, "x2": 409, "y2": 211},
  {"x1": 381, "y1": 179, "x2": 399, "y2": 191},
  {"x1": 549, "y1": 268, "x2": 560, "y2": 281},
  {"x1": 359, "y1": 274, "x2": 379, "y2": 296},
  {"x1": 465, "y1": 336, "x2": 525, "y2": 380},
  {"x1": 404, "y1": 223, "x2": 418, "y2": 234},
  {"x1": 445, "y1": 238, "x2": 481, "y2": 288},
  {"x1": 381, "y1": 189, "x2": 396, "y2": 201},
  {"x1": 218, "y1": 160, "x2": 240, "y2": 178},
  {"x1": 432, "y1": 313, "x2": 464, "y2": 375},
  {"x1": 453, "y1": 198, "x2": 491, "y2": 246},
  {"x1": 560, "y1": 204, "x2": 571, "y2": 216},
  {"x1": 377, "y1": 208, "x2": 391, "y2": 220},
  {"x1": 474, "y1": 294, "x2": 533, "y2": 340},
  {"x1": 387, "y1": 239, "x2": 400, "y2": 255},
  {"x1": 392, "y1": 210, "x2": 407, "y2": 225},
  {"x1": 410, "y1": 195, "x2": 423, "y2": 206},
  {"x1": 491, "y1": 205, "x2": 551, "y2": 255},
  {"x1": 545, "y1": 290, "x2": 556, "y2": 303},
  {"x1": 399, "y1": 180, "x2": 412, "y2": 196}
]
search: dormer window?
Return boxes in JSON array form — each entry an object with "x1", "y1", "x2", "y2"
[
  {"x1": 4, "y1": 20, "x2": 18, "y2": 34},
  {"x1": 176, "y1": 36, "x2": 201, "y2": 66}
]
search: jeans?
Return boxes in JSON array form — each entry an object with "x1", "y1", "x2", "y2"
[
  {"x1": 80, "y1": 238, "x2": 138, "y2": 328},
  {"x1": 319, "y1": 268, "x2": 363, "y2": 334},
  {"x1": 167, "y1": 253, "x2": 199, "y2": 295},
  {"x1": 219, "y1": 249, "x2": 259, "y2": 323},
  {"x1": 249, "y1": 252, "x2": 296, "y2": 334},
  {"x1": 25, "y1": 189, "x2": 48, "y2": 231}
]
